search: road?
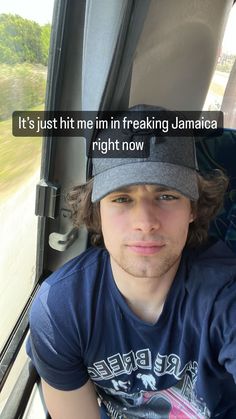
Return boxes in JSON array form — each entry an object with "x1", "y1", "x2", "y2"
[{"x1": 0, "y1": 171, "x2": 39, "y2": 352}]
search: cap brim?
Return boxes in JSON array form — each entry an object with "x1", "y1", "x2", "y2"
[{"x1": 92, "y1": 161, "x2": 199, "y2": 202}]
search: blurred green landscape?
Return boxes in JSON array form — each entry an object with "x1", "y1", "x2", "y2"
[
  {"x1": 0, "y1": 13, "x2": 50, "y2": 200},
  {"x1": 0, "y1": 104, "x2": 42, "y2": 200}
]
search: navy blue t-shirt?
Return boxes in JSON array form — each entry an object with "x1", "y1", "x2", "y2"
[{"x1": 27, "y1": 241, "x2": 236, "y2": 418}]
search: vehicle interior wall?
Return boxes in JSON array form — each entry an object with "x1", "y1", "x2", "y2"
[{"x1": 130, "y1": 0, "x2": 233, "y2": 109}]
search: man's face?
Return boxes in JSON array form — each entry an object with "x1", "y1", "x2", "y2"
[{"x1": 100, "y1": 184, "x2": 194, "y2": 279}]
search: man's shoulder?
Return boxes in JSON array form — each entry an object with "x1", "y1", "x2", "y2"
[
  {"x1": 188, "y1": 239, "x2": 236, "y2": 269},
  {"x1": 35, "y1": 246, "x2": 108, "y2": 300},
  {"x1": 184, "y1": 240, "x2": 236, "y2": 293}
]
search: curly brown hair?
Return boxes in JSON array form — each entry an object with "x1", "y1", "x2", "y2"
[{"x1": 67, "y1": 170, "x2": 229, "y2": 248}]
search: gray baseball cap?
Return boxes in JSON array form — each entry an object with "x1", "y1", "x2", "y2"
[{"x1": 91, "y1": 105, "x2": 199, "y2": 202}]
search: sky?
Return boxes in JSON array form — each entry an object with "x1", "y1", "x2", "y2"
[
  {"x1": 0, "y1": 0, "x2": 54, "y2": 25},
  {"x1": 0, "y1": 0, "x2": 235, "y2": 53}
]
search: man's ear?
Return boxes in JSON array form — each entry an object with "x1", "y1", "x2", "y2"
[
  {"x1": 189, "y1": 203, "x2": 197, "y2": 223},
  {"x1": 189, "y1": 214, "x2": 195, "y2": 224}
]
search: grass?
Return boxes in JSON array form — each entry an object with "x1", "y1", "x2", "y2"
[
  {"x1": 0, "y1": 63, "x2": 47, "y2": 121},
  {"x1": 0, "y1": 105, "x2": 43, "y2": 201},
  {"x1": 0, "y1": 63, "x2": 47, "y2": 201}
]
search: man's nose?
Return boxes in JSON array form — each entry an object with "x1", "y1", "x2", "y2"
[{"x1": 132, "y1": 201, "x2": 161, "y2": 232}]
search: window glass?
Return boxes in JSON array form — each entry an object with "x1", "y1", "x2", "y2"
[
  {"x1": 203, "y1": 4, "x2": 236, "y2": 126},
  {"x1": 0, "y1": 337, "x2": 28, "y2": 413},
  {"x1": 0, "y1": 0, "x2": 54, "y2": 353}
]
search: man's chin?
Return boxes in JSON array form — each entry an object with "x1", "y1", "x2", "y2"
[
  {"x1": 116, "y1": 260, "x2": 174, "y2": 279},
  {"x1": 111, "y1": 250, "x2": 182, "y2": 279}
]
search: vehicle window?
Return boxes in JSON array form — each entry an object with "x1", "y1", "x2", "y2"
[
  {"x1": 0, "y1": 0, "x2": 54, "y2": 355},
  {"x1": 203, "y1": 4, "x2": 236, "y2": 127}
]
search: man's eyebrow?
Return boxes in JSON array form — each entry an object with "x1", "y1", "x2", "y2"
[
  {"x1": 111, "y1": 185, "x2": 176, "y2": 193},
  {"x1": 152, "y1": 186, "x2": 174, "y2": 192}
]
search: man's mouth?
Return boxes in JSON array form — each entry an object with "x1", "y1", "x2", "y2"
[{"x1": 126, "y1": 242, "x2": 165, "y2": 255}]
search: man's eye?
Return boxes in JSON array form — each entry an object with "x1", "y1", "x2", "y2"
[
  {"x1": 158, "y1": 194, "x2": 178, "y2": 201},
  {"x1": 112, "y1": 197, "x2": 131, "y2": 203}
]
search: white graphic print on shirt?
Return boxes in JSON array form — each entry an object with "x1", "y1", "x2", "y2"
[{"x1": 88, "y1": 349, "x2": 211, "y2": 418}]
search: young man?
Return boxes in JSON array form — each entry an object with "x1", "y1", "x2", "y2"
[{"x1": 27, "y1": 114, "x2": 236, "y2": 419}]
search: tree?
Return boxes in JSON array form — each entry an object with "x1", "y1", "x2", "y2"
[
  {"x1": 0, "y1": 14, "x2": 51, "y2": 65},
  {"x1": 41, "y1": 24, "x2": 51, "y2": 66}
]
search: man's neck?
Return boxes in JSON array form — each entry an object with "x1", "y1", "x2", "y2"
[{"x1": 110, "y1": 257, "x2": 180, "y2": 324}]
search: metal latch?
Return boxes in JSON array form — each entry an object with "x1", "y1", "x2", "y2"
[
  {"x1": 35, "y1": 180, "x2": 60, "y2": 219},
  {"x1": 49, "y1": 227, "x2": 78, "y2": 251}
]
